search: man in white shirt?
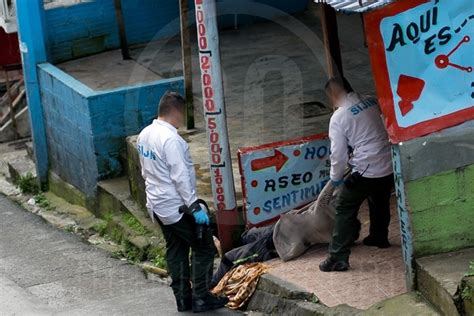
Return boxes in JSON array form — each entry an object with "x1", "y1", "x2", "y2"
[
  {"x1": 319, "y1": 78, "x2": 394, "y2": 272},
  {"x1": 137, "y1": 91, "x2": 228, "y2": 312}
]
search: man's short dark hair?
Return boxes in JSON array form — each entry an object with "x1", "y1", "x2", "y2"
[
  {"x1": 325, "y1": 77, "x2": 354, "y2": 94},
  {"x1": 158, "y1": 91, "x2": 186, "y2": 116}
]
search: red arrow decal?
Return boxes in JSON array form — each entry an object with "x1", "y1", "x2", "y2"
[{"x1": 251, "y1": 149, "x2": 289, "y2": 172}]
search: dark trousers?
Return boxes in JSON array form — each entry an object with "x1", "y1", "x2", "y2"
[
  {"x1": 329, "y1": 173, "x2": 394, "y2": 261},
  {"x1": 156, "y1": 213, "x2": 216, "y2": 300}
]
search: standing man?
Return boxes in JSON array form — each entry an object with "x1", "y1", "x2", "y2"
[
  {"x1": 137, "y1": 91, "x2": 228, "y2": 312},
  {"x1": 319, "y1": 78, "x2": 394, "y2": 272}
]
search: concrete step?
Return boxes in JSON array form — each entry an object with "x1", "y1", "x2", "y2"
[
  {"x1": 416, "y1": 248, "x2": 474, "y2": 316},
  {"x1": 363, "y1": 292, "x2": 440, "y2": 316},
  {"x1": 96, "y1": 177, "x2": 167, "y2": 265},
  {"x1": 97, "y1": 176, "x2": 161, "y2": 236},
  {"x1": 43, "y1": 191, "x2": 106, "y2": 234},
  {"x1": 25, "y1": 141, "x2": 34, "y2": 162},
  {"x1": 7, "y1": 150, "x2": 36, "y2": 185},
  {"x1": 248, "y1": 272, "x2": 440, "y2": 315},
  {"x1": 49, "y1": 171, "x2": 87, "y2": 209},
  {"x1": 49, "y1": 171, "x2": 167, "y2": 270}
]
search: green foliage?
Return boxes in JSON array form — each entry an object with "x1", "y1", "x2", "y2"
[
  {"x1": 18, "y1": 173, "x2": 39, "y2": 195},
  {"x1": 310, "y1": 295, "x2": 319, "y2": 304},
  {"x1": 122, "y1": 240, "x2": 142, "y2": 263},
  {"x1": 151, "y1": 253, "x2": 167, "y2": 270},
  {"x1": 110, "y1": 227, "x2": 123, "y2": 243},
  {"x1": 122, "y1": 213, "x2": 148, "y2": 235},
  {"x1": 64, "y1": 225, "x2": 75, "y2": 233},
  {"x1": 34, "y1": 193, "x2": 53, "y2": 210},
  {"x1": 149, "y1": 246, "x2": 167, "y2": 269},
  {"x1": 92, "y1": 221, "x2": 108, "y2": 237},
  {"x1": 466, "y1": 261, "x2": 474, "y2": 277},
  {"x1": 461, "y1": 285, "x2": 472, "y2": 301}
]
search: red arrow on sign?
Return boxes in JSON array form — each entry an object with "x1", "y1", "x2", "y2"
[{"x1": 251, "y1": 149, "x2": 289, "y2": 172}]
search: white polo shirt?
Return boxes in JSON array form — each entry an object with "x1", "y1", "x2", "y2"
[
  {"x1": 137, "y1": 119, "x2": 198, "y2": 225},
  {"x1": 329, "y1": 93, "x2": 393, "y2": 182}
]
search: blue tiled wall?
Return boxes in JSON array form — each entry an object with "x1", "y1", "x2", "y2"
[
  {"x1": 38, "y1": 63, "x2": 184, "y2": 196},
  {"x1": 44, "y1": 0, "x2": 308, "y2": 63},
  {"x1": 88, "y1": 78, "x2": 184, "y2": 180},
  {"x1": 38, "y1": 64, "x2": 98, "y2": 196},
  {"x1": 45, "y1": 0, "x2": 120, "y2": 63}
]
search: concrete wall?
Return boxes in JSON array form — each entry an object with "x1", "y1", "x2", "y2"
[
  {"x1": 38, "y1": 63, "x2": 184, "y2": 196},
  {"x1": 44, "y1": 0, "x2": 308, "y2": 63},
  {"x1": 45, "y1": 0, "x2": 119, "y2": 63},
  {"x1": 38, "y1": 63, "x2": 98, "y2": 196},
  {"x1": 88, "y1": 79, "x2": 184, "y2": 180},
  {"x1": 397, "y1": 120, "x2": 474, "y2": 257}
]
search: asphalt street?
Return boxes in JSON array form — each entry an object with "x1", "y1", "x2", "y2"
[{"x1": 0, "y1": 194, "x2": 238, "y2": 315}]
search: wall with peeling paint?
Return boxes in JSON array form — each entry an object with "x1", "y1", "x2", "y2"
[
  {"x1": 397, "y1": 120, "x2": 474, "y2": 257},
  {"x1": 406, "y1": 165, "x2": 474, "y2": 256}
]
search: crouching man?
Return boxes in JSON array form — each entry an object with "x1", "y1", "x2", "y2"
[
  {"x1": 319, "y1": 78, "x2": 394, "y2": 272},
  {"x1": 137, "y1": 91, "x2": 228, "y2": 312}
]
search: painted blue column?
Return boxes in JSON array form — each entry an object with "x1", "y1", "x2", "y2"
[{"x1": 15, "y1": 0, "x2": 49, "y2": 186}]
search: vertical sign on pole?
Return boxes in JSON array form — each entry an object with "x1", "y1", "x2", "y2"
[
  {"x1": 391, "y1": 145, "x2": 415, "y2": 290},
  {"x1": 194, "y1": 0, "x2": 240, "y2": 251}
]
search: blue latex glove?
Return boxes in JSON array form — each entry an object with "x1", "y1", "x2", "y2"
[
  {"x1": 193, "y1": 208, "x2": 210, "y2": 225},
  {"x1": 331, "y1": 179, "x2": 344, "y2": 187}
]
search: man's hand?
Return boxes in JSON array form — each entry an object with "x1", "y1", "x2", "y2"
[
  {"x1": 331, "y1": 179, "x2": 344, "y2": 187},
  {"x1": 193, "y1": 208, "x2": 210, "y2": 225}
]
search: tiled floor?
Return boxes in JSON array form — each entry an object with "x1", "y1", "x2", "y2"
[{"x1": 266, "y1": 196, "x2": 407, "y2": 310}]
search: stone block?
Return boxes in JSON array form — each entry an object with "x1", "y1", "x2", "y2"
[
  {"x1": 126, "y1": 135, "x2": 147, "y2": 212},
  {"x1": 48, "y1": 171, "x2": 87, "y2": 209},
  {"x1": 416, "y1": 248, "x2": 474, "y2": 316},
  {"x1": 399, "y1": 120, "x2": 474, "y2": 183}
]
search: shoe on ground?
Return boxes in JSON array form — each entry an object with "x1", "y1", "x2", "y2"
[
  {"x1": 319, "y1": 257, "x2": 350, "y2": 272},
  {"x1": 363, "y1": 235, "x2": 391, "y2": 248},
  {"x1": 192, "y1": 293, "x2": 229, "y2": 313},
  {"x1": 176, "y1": 296, "x2": 192, "y2": 312}
]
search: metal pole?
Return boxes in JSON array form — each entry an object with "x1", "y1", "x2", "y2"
[
  {"x1": 193, "y1": 0, "x2": 241, "y2": 251},
  {"x1": 113, "y1": 0, "x2": 131, "y2": 60},
  {"x1": 320, "y1": 4, "x2": 343, "y2": 78},
  {"x1": 179, "y1": 0, "x2": 195, "y2": 130}
]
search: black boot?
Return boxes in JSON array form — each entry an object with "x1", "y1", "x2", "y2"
[
  {"x1": 176, "y1": 296, "x2": 192, "y2": 312},
  {"x1": 363, "y1": 235, "x2": 391, "y2": 248},
  {"x1": 192, "y1": 293, "x2": 229, "y2": 313},
  {"x1": 319, "y1": 257, "x2": 350, "y2": 272}
]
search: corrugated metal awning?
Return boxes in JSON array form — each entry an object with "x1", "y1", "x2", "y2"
[{"x1": 315, "y1": 0, "x2": 394, "y2": 13}]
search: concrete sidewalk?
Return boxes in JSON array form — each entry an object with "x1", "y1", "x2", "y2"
[
  {"x1": 261, "y1": 196, "x2": 406, "y2": 310},
  {"x1": 0, "y1": 194, "x2": 238, "y2": 315}
]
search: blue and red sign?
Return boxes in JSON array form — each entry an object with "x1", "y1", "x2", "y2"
[
  {"x1": 238, "y1": 134, "x2": 330, "y2": 226},
  {"x1": 365, "y1": 0, "x2": 474, "y2": 143}
]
